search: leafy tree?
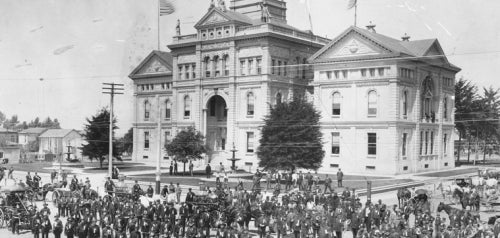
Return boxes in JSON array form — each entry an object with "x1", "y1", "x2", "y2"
[
  {"x1": 257, "y1": 97, "x2": 324, "y2": 171},
  {"x1": 3, "y1": 115, "x2": 19, "y2": 130},
  {"x1": 81, "y1": 108, "x2": 121, "y2": 168},
  {"x1": 165, "y1": 127, "x2": 207, "y2": 175},
  {"x1": 0, "y1": 111, "x2": 5, "y2": 127},
  {"x1": 117, "y1": 128, "x2": 133, "y2": 155},
  {"x1": 28, "y1": 140, "x2": 39, "y2": 152}
]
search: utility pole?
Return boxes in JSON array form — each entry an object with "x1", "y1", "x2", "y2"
[
  {"x1": 102, "y1": 83, "x2": 124, "y2": 178},
  {"x1": 156, "y1": 95, "x2": 162, "y2": 194}
]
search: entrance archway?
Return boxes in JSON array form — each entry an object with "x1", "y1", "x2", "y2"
[{"x1": 206, "y1": 95, "x2": 227, "y2": 152}]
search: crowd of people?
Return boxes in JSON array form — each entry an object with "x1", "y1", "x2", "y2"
[{"x1": 0, "y1": 167, "x2": 499, "y2": 238}]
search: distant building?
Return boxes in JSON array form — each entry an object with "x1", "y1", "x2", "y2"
[
  {"x1": 18, "y1": 128, "x2": 48, "y2": 148},
  {"x1": 309, "y1": 25, "x2": 460, "y2": 174},
  {"x1": 0, "y1": 141, "x2": 21, "y2": 164},
  {"x1": 0, "y1": 128, "x2": 18, "y2": 144},
  {"x1": 38, "y1": 129, "x2": 83, "y2": 161}
]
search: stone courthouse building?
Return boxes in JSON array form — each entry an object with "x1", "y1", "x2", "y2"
[{"x1": 130, "y1": 0, "x2": 460, "y2": 175}]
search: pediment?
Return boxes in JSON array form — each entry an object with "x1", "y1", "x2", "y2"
[
  {"x1": 196, "y1": 11, "x2": 229, "y2": 28},
  {"x1": 129, "y1": 51, "x2": 172, "y2": 79},
  {"x1": 316, "y1": 32, "x2": 391, "y2": 60},
  {"x1": 138, "y1": 57, "x2": 171, "y2": 74}
]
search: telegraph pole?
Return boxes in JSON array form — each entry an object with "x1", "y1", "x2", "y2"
[{"x1": 102, "y1": 83, "x2": 124, "y2": 178}]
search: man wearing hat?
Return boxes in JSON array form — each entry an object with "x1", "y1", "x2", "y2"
[
  {"x1": 104, "y1": 176, "x2": 115, "y2": 195},
  {"x1": 147, "y1": 184, "x2": 154, "y2": 198},
  {"x1": 32, "y1": 212, "x2": 42, "y2": 238},
  {"x1": 64, "y1": 217, "x2": 76, "y2": 238},
  {"x1": 88, "y1": 220, "x2": 100, "y2": 238},
  {"x1": 41, "y1": 215, "x2": 52, "y2": 238},
  {"x1": 53, "y1": 215, "x2": 63, "y2": 238},
  {"x1": 40, "y1": 203, "x2": 51, "y2": 217}
]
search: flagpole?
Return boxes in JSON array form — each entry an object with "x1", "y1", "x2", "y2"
[
  {"x1": 158, "y1": 0, "x2": 161, "y2": 50},
  {"x1": 354, "y1": 3, "x2": 357, "y2": 26}
]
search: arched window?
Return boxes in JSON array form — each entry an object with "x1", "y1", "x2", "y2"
[
  {"x1": 402, "y1": 91, "x2": 408, "y2": 117},
  {"x1": 204, "y1": 57, "x2": 211, "y2": 77},
  {"x1": 443, "y1": 97, "x2": 448, "y2": 120},
  {"x1": 367, "y1": 90, "x2": 377, "y2": 117},
  {"x1": 332, "y1": 92, "x2": 341, "y2": 116},
  {"x1": 165, "y1": 100, "x2": 172, "y2": 120},
  {"x1": 276, "y1": 92, "x2": 282, "y2": 105},
  {"x1": 421, "y1": 77, "x2": 434, "y2": 120},
  {"x1": 144, "y1": 100, "x2": 151, "y2": 120},
  {"x1": 247, "y1": 92, "x2": 255, "y2": 116},
  {"x1": 213, "y1": 55, "x2": 220, "y2": 77},
  {"x1": 184, "y1": 95, "x2": 191, "y2": 118}
]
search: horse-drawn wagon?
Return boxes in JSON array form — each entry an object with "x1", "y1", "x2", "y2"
[{"x1": 0, "y1": 183, "x2": 35, "y2": 230}]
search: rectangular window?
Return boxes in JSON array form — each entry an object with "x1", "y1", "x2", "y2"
[
  {"x1": 192, "y1": 64, "x2": 197, "y2": 78},
  {"x1": 330, "y1": 164, "x2": 339, "y2": 168},
  {"x1": 369, "y1": 68, "x2": 375, "y2": 77},
  {"x1": 143, "y1": 156, "x2": 149, "y2": 159},
  {"x1": 402, "y1": 133, "x2": 407, "y2": 157},
  {"x1": 284, "y1": 62, "x2": 288, "y2": 76},
  {"x1": 444, "y1": 134, "x2": 448, "y2": 155},
  {"x1": 403, "y1": 166, "x2": 408, "y2": 171},
  {"x1": 419, "y1": 131, "x2": 423, "y2": 155},
  {"x1": 144, "y1": 131, "x2": 150, "y2": 149},
  {"x1": 430, "y1": 131, "x2": 434, "y2": 154},
  {"x1": 444, "y1": 98, "x2": 448, "y2": 120},
  {"x1": 378, "y1": 68, "x2": 385, "y2": 76},
  {"x1": 327, "y1": 71, "x2": 332, "y2": 79},
  {"x1": 240, "y1": 60, "x2": 245, "y2": 76},
  {"x1": 361, "y1": 69, "x2": 367, "y2": 77},
  {"x1": 342, "y1": 70, "x2": 348, "y2": 79},
  {"x1": 246, "y1": 132, "x2": 254, "y2": 153},
  {"x1": 0, "y1": 152, "x2": 3, "y2": 158},
  {"x1": 366, "y1": 166, "x2": 376, "y2": 170},
  {"x1": 444, "y1": 162, "x2": 448, "y2": 166},
  {"x1": 178, "y1": 66, "x2": 183, "y2": 80},
  {"x1": 334, "y1": 71, "x2": 339, "y2": 79},
  {"x1": 425, "y1": 131, "x2": 429, "y2": 155},
  {"x1": 164, "y1": 131, "x2": 171, "y2": 144},
  {"x1": 256, "y1": 59, "x2": 262, "y2": 74},
  {"x1": 368, "y1": 133, "x2": 377, "y2": 155},
  {"x1": 185, "y1": 65, "x2": 190, "y2": 79},
  {"x1": 271, "y1": 60, "x2": 275, "y2": 74},
  {"x1": 277, "y1": 61, "x2": 281, "y2": 75},
  {"x1": 331, "y1": 132, "x2": 340, "y2": 155},
  {"x1": 248, "y1": 59, "x2": 253, "y2": 75},
  {"x1": 424, "y1": 164, "x2": 429, "y2": 168}
]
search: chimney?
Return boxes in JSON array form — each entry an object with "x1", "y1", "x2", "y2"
[
  {"x1": 366, "y1": 21, "x2": 376, "y2": 33},
  {"x1": 401, "y1": 33, "x2": 411, "y2": 41}
]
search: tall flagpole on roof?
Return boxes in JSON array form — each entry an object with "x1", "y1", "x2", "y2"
[
  {"x1": 347, "y1": 0, "x2": 358, "y2": 26},
  {"x1": 158, "y1": 0, "x2": 161, "y2": 50}
]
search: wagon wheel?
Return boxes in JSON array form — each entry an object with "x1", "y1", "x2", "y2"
[
  {"x1": 52, "y1": 191, "x2": 59, "y2": 206},
  {"x1": 0, "y1": 209, "x2": 4, "y2": 228}
]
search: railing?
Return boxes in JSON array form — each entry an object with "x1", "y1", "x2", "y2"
[
  {"x1": 172, "y1": 34, "x2": 198, "y2": 43},
  {"x1": 236, "y1": 24, "x2": 330, "y2": 45}
]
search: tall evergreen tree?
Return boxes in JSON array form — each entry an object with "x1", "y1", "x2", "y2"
[
  {"x1": 257, "y1": 97, "x2": 324, "y2": 171},
  {"x1": 81, "y1": 108, "x2": 120, "y2": 168},
  {"x1": 455, "y1": 78, "x2": 478, "y2": 162}
]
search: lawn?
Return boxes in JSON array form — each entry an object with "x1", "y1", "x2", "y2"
[
  {"x1": 415, "y1": 168, "x2": 479, "y2": 177},
  {"x1": 128, "y1": 173, "x2": 412, "y2": 191}
]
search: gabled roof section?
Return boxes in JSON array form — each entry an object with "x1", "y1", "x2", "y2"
[
  {"x1": 39, "y1": 129, "x2": 76, "y2": 138},
  {"x1": 129, "y1": 50, "x2": 173, "y2": 79},
  {"x1": 194, "y1": 7, "x2": 253, "y2": 29},
  {"x1": 309, "y1": 26, "x2": 460, "y2": 71},
  {"x1": 19, "y1": 128, "x2": 48, "y2": 135}
]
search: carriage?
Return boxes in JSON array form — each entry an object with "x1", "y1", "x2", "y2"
[
  {"x1": 0, "y1": 183, "x2": 34, "y2": 230},
  {"x1": 51, "y1": 187, "x2": 81, "y2": 207}
]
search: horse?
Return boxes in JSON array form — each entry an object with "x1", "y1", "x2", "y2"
[
  {"x1": 437, "y1": 202, "x2": 480, "y2": 223},
  {"x1": 397, "y1": 187, "x2": 411, "y2": 208}
]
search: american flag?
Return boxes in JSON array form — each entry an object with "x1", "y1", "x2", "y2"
[
  {"x1": 159, "y1": 0, "x2": 175, "y2": 16},
  {"x1": 347, "y1": 0, "x2": 357, "y2": 9}
]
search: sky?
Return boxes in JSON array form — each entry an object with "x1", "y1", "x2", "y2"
[{"x1": 0, "y1": 0, "x2": 499, "y2": 135}]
